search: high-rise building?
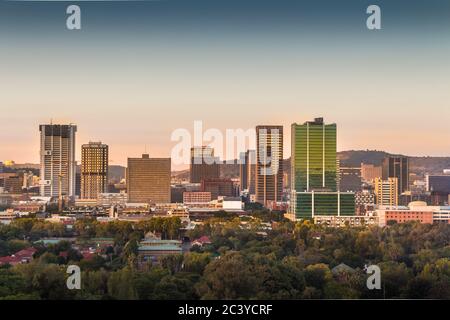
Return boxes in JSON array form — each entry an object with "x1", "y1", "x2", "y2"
[
  {"x1": 338, "y1": 167, "x2": 362, "y2": 192},
  {"x1": 425, "y1": 174, "x2": 450, "y2": 205},
  {"x1": 290, "y1": 118, "x2": 355, "y2": 220},
  {"x1": 81, "y1": 142, "x2": 109, "y2": 200},
  {"x1": 127, "y1": 154, "x2": 171, "y2": 204},
  {"x1": 0, "y1": 173, "x2": 23, "y2": 194},
  {"x1": 239, "y1": 150, "x2": 256, "y2": 195},
  {"x1": 374, "y1": 177, "x2": 398, "y2": 206},
  {"x1": 39, "y1": 124, "x2": 77, "y2": 197},
  {"x1": 382, "y1": 156, "x2": 409, "y2": 195},
  {"x1": 200, "y1": 178, "x2": 234, "y2": 200},
  {"x1": 256, "y1": 125, "x2": 283, "y2": 205},
  {"x1": 361, "y1": 163, "x2": 382, "y2": 182},
  {"x1": 189, "y1": 146, "x2": 220, "y2": 183},
  {"x1": 291, "y1": 118, "x2": 337, "y2": 192}
]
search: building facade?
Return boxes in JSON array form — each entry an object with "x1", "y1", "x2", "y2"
[
  {"x1": 361, "y1": 163, "x2": 382, "y2": 182},
  {"x1": 382, "y1": 156, "x2": 409, "y2": 195},
  {"x1": 256, "y1": 125, "x2": 283, "y2": 205},
  {"x1": 81, "y1": 142, "x2": 109, "y2": 200},
  {"x1": 239, "y1": 150, "x2": 256, "y2": 195},
  {"x1": 338, "y1": 167, "x2": 362, "y2": 192},
  {"x1": 291, "y1": 118, "x2": 337, "y2": 192},
  {"x1": 189, "y1": 146, "x2": 220, "y2": 183},
  {"x1": 183, "y1": 191, "x2": 212, "y2": 205},
  {"x1": 200, "y1": 178, "x2": 234, "y2": 200},
  {"x1": 127, "y1": 154, "x2": 171, "y2": 204},
  {"x1": 39, "y1": 124, "x2": 77, "y2": 197},
  {"x1": 374, "y1": 177, "x2": 399, "y2": 206},
  {"x1": 290, "y1": 118, "x2": 355, "y2": 220}
]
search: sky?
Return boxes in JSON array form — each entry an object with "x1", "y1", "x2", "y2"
[{"x1": 0, "y1": 0, "x2": 449, "y2": 169}]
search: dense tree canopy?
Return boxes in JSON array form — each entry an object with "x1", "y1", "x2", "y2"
[{"x1": 0, "y1": 216, "x2": 449, "y2": 300}]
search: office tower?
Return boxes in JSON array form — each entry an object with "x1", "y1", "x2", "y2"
[
  {"x1": 374, "y1": 177, "x2": 398, "y2": 206},
  {"x1": 339, "y1": 167, "x2": 362, "y2": 192},
  {"x1": 361, "y1": 163, "x2": 382, "y2": 182},
  {"x1": 170, "y1": 185, "x2": 186, "y2": 203},
  {"x1": 291, "y1": 118, "x2": 337, "y2": 192},
  {"x1": 290, "y1": 118, "x2": 354, "y2": 219},
  {"x1": 256, "y1": 125, "x2": 283, "y2": 205},
  {"x1": 0, "y1": 173, "x2": 23, "y2": 194},
  {"x1": 200, "y1": 178, "x2": 234, "y2": 200},
  {"x1": 239, "y1": 150, "x2": 256, "y2": 194},
  {"x1": 426, "y1": 174, "x2": 450, "y2": 205},
  {"x1": 81, "y1": 142, "x2": 109, "y2": 200},
  {"x1": 39, "y1": 124, "x2": 77, "y2": 197},
  {"x1": 382, "y1": 156, "x2": 409, "y2": 195},
  {"x1": 189, "y1": 146, "x2": 220, "y2": 183},
  {"x1": 127, "y1": 154, "x2": 171, "y2": 203}
]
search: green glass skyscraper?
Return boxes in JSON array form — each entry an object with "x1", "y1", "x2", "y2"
[
  {"x1": 290, "y1": 118, "x2": 355, "y2": 220},
  {"x1": 291, "y1": 118, "x2": 337, "y2": 192}
]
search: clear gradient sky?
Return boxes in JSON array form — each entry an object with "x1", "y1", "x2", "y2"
[{"x1": 1, "y1": 0, "x2": 449, "y2": 168}]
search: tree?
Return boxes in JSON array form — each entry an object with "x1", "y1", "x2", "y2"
[
  {"x1": 107, "y1": 267, "x2": 137, "y2": 300},
  {"x1": 196, "y1": 252, "x2": 260, "y2": 299}
]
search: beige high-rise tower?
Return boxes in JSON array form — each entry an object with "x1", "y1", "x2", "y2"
[
  {"x1": 256, "y1": 125, "x2": 283, "y2": 206},
  {"x1": 81, "y1": 142, "x2": 109, "y2": 200},
  {"x1": 127, "y1": 154, "x2": 171, "y2": 204},
  {"x1": 39, "y1": 124, "x2": 77, "y2": 197},
  {"x1": 374, "y1": 177, "x2": 398, "y2": 206}
]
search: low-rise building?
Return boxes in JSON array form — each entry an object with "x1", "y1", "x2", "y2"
[
  {"x1": 376, "y1": 201, "x2": 450, "y2": 226},
  {"x1": 0, "y1": 247, "x2": 37, "y2": 266},
  {"x1": 314, "y1": 215, "x2": 379, "y2": 228},
  {"x1": 138, "y1": 232, "x2": 182, "y2": 267}
]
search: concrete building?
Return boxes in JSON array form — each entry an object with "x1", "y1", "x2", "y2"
[
  {"x1": 375, "y1": 202, "x2": 450, "y2": 226},
  {"x1": 361, "y1": 163, "x2": 382, "y2": 183},
  {"x1": 382, "y1": 156, "x2": 409, "y2": 195},
  {"x1": 97, "y1": 193, "x2": 127, "y2": 207},
  {"x1": 81, "y1": 142, "x2": 109, "y2": 200},
  {"x1": 183, "y1": 191, "x2": 211, "y2": 205},
  {"x1": 374, "y1": 177, "x2": 398, "y2": 206},
  {"x1": 239, "y1": 150, "x2": 256, "y2": 195},
  {"x1": 200, "y1": 178, "x2": 234, "y2": 200},
  {"x1": 189, "y1": 146, "x2": 220, "y2": 183},
  {"x1": 256, "y1": 125, "x2": 283, "y2": 205},
  {"x1": 426, "y1": 174, "x2": 450, "y2": 205},
  {"x1": 39, "y1": 124, "x2": 77, "y2": 197},
  {"x1": 314, "y1": 215, "x2": 379, "y2": 228},
  {"x1": 127, "y1": 154, "x2": 171, "y2": 204},
  {"x1": 0, "y1": 173, "x2": 23, "y2": 194},
  {"x1": 338, "y1": 167, "x2": 362, "y2": 192}
]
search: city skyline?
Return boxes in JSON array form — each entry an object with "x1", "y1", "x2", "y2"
[
  {"x1": 1, "y1": 0, "x2": 450, "y2": 166},
  {"x1": 2, "y1": 118, "x2": 450, "y2": 170}
]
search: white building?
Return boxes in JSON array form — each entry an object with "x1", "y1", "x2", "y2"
[{"x1": 39, "y1": 124, "x2": 77, "y2": 198}]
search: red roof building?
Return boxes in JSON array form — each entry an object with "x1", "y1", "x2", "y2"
[{"x1": 0, "y1": 247, "x2": 37, "y2": 266}]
